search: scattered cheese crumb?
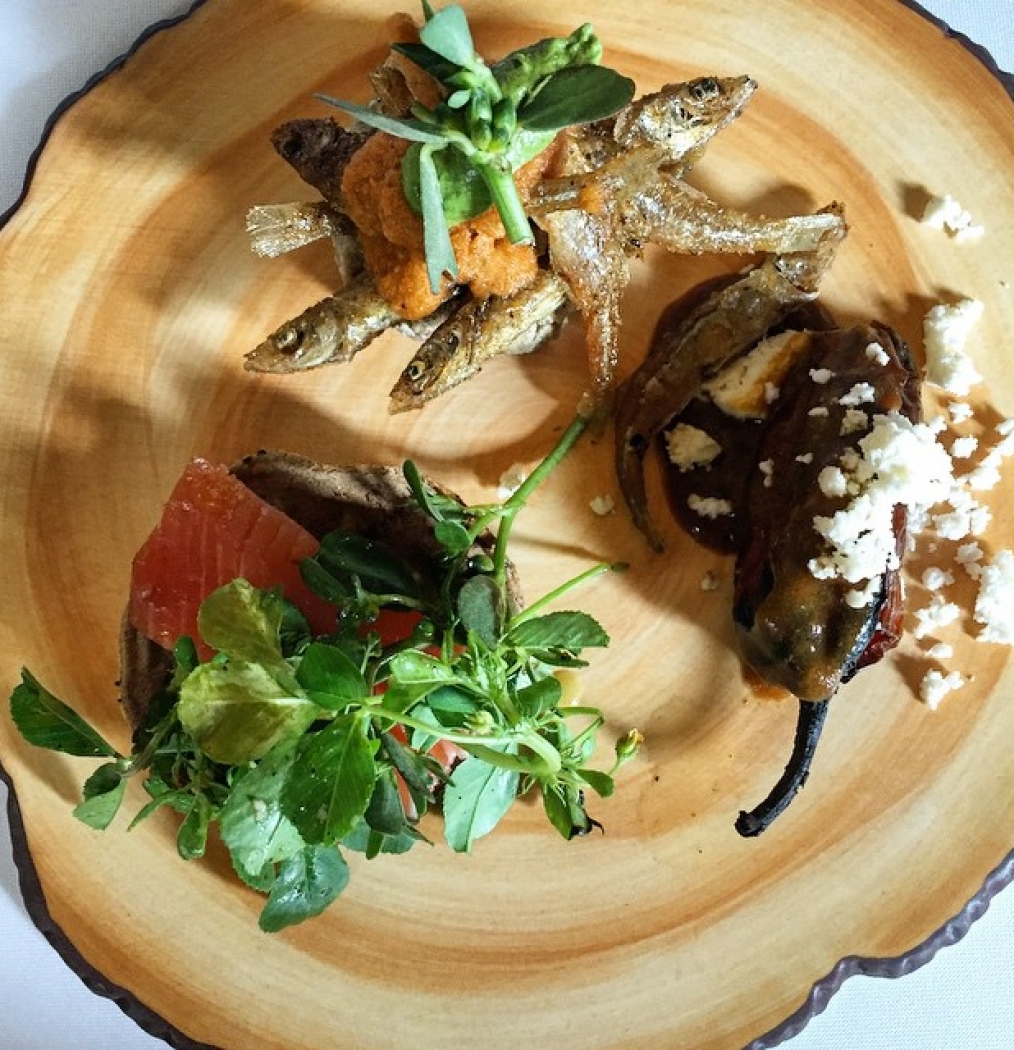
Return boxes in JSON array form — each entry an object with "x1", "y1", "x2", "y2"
[
  {"x1": 808, "y1": 406, "x2": 830, "y2": 418},
  {"x1": 949, "y1": 401, "x2": 975, "y2": 425},
  {"x1": 809, "y1": 368, "x2": 833, "y2": 385},
  {"x1": 795, "y1": 452, "x2": 814, "y2": 465},
  {"x1": 921, "y1": 194, "x2": 985, "y2": 241},
  {"x1": 921, "y1": 566, "x2": 955, "y2": 591},
  {"x1": 919, "y1": 668, "x2": 966, "y2": 709},
  {"x1": 759, "y1": 459, "x2": 775, "y2": 489},
  {"x1": 865, "y1": 342, "x2": 891, "y2": 366},
  {"x1": 687, "y1": 494, "x2": 733, "y2": 519},
  {"x1": 845, "y1": 579, "x2": 880, "y2": 608},
  {"x1": 923, "y1": 299, "x2": 984, "y2": 395},
  {"x1": 589, "y1": 494, "x2": 615, "y2": 516},
  {"x1": 955, "y1": 541, "x2": 985, "y2": 577},
  {"x1": 817, "y1": 466, "x2": 849, "y2": 498},
  {"x1": 496, "y1": 463, "x2": 528, "y2": 497},
  {"x1": 764, "y1": 382, "x2": 780, "y2": 404},
  {"x1": 950, "y1": 435, "x2": 978, "y2": 459},
  {"x1": 972, "y1": 549, "x2": 1014, "y2": 643},
  {"x1": 839, "y1": 382, "x2": 877, "y2": 407},
  {"x1": 666, "y1": 424, "x2": 721, "y2": 472},
  {"x1": 840, "y1": 409, "x2": 869, "y2": 436},
  {"x1": 913, "y1": 594, "x2": 962, "y2": 639}
]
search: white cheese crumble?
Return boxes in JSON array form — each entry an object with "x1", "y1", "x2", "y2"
[
  {"x1": 840, "y1": 409, "x2": 870, "y2": 436},
  {"x1": 687, "y1": 494, "x2": 733, "y2": 519},
  {"x1": 955, "y1": 541, "x2": 985, "y2": 578},
  {"x1": 665, "y1": 424, "x2": 721, "y2": 472},
  {"x1": 808, "y1": 406, "x2": 830, "y2": 418},
  {"x1": 919, "y1": 669, "x2": 966, "y2": 710},
  {"x1": 926, "y1": 642, "x2": 954, "y2": 660},
  {"x1": 921, "y1": 567, "x2": 955, "y2": 591},
  {"x1": 758, "y1": 459, "x2": 775, "y2": 489},
  {"x1": 809, "y1": 368, "x2": 833, "y2": 385},
  {"x1": 972, "y1": 549, "x2": 1014, "y2": 643},
  {"x1": 921, "y1": 194, "x2": 985, "y2": 241},
  {"x1": 589, "y1": 494, "x2": 615, "y2": 516},
  {"x1": 913, "y1": 594, "x2": 962, "y2": 639},
  {"x1": 865, "y1": 342, "x2": 891, "y2": 366},
  {"x1": 950, "y1": 435, "x2": 978, "y2": 459},
  {"x1": 949, "y1": 401, "x2": 975, "y2": 425},
  {"x1": 808, "y1": 412, "x2": 953, "y2": 587},
  {"x1": 839, "y1": 383, "x2": 877, "y2": 407},
  {"x1": 795, "y1": 452, "x2": 814, "y2": 465},
  {"x1": 923, "y1": 299, "x2": 984, "y2": 395}
]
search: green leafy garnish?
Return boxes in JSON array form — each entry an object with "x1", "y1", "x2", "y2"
[
  {"x1": 318, "y1": 3, "x2": 634, "y2": 292},
  {"x1": 8, "y1": 409, "x2": 640, "y2": 930}
]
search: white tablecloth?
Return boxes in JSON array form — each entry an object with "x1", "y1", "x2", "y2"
[{"x1": 1, "y1": 2, "x2": 1012, "y2": 1047}]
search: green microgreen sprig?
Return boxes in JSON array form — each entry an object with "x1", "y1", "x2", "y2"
[
  {"x1": 9, "y1": 409, "x2": 639, "y2": 932},
  {"x1": 317, "y1": 3, "x2": 634, "y2": 292}
]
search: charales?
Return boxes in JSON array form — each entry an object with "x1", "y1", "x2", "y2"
[
  {"x1": 9, "y1": 412, "x2": 640, "y2": 932},
  {"x1": 244, "y1": 3, "x2": 847, "y2": 409}
]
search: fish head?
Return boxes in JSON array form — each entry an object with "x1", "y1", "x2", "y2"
[
  {"x1": 614, "y1": 75, "x2": 757, "y2": 162},
  {"x1": 244, "y1": 311, "x2": 341, "y2": 372},
  {"x1": 388, "y1": 332, "x2": 459, "y2": 412}
]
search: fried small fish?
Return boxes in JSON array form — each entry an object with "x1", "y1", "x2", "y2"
[
  {"x1": 388, "y1": 271, "x2": 571, "y2": 412},
  {"x1": 245, "y1": 274, "x2": 401, "y2": 373},
  {"x1": 246, "y1": 201, "x2": 363, "y2": 282}
]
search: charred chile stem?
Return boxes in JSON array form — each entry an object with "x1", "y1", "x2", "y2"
[{"x1": 735, "y1": 699, "x2": 830, "y2": 838}]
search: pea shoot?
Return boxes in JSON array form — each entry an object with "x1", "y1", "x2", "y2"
[
  {"x1": 9, "y1": 410, "x2": 640, "y2": 932},
  {"x1": 318, "y1": 2, "x2": 634, "y2": 292}
]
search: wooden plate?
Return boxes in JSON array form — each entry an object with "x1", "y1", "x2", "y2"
[{"x1": 2, "y1": 1, "x2": 1013, "y2": 1047}]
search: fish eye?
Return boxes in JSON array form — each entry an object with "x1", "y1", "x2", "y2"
[
  {"x1": 691, "y1": 78, "x2": 720, "y2": 101},
  {"x1": 274, "y1": 326, "x2": 304, "y2": 353},
  {"x1": 404, "y1": 361, "x2": 425, "y2": 383}
]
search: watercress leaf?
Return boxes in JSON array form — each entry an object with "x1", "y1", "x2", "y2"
[
  {"x1": 317, "y1": 533, "x2": 421, "y2": 600},
  {"x1": 220, "y1": 738, "x2": 305, "y2": 885},
  {"x1": 258, "y1": 845, "x2": 350, "y2": 933},
  {"x1": 178, "y1": 660, "x2": 319, "y2": 765},
  {"x1": 342, "y1": 817, "x2": 421, "y2": 856},
  {"x1": 434, "y1": 518, "x2": 473, "y2": 557},
  {"x1": 177, "y1": 794, "x2": 213, "y2": 861},
  {"x1": 390, "y1": 41, "x2": 461, "y2": 83},
  {"x1": 417, "y1": 144, "x2": 459, "y2": 293},
  {"x1": 381, "y1": 679, "x2": 438, "y2": 715},
  {"x1": 72, "y1": 763, "x2": 126, "y2": 830},
  {"x1": 315, "y1": 96, "x2": 446, "y2": 143},
  {"x1": 281, "y1": 714, "x2": 376, "y2": 845},
  {"x1": 425, "y1": 685, "x2": 478, "y2": 728},
  {"x1": 418, "y1": 4, "x2": 475, "y2": 67},
  {"x1": 518, "y1": 66, "x2": 635, "y2": 132},
  {"x1": 508, "y1": 611, "x2": 609, "y2": 652},
  {"x1": 389, "y1": 650, "x2": 459, "y2": 689},
  {"x1": 10, "y1": 670, "x2": 118, "y2": 758},
  {"x1": 295, "y1": 642, "x2": 368, "y2": 710},
  {"x1": 197, "y1": 580, "x2": 286, "y2": 668},
  {"x1": 541, "y1": 782, "x2": 572, "y2": 840},
  {"x1": 443, "y1": 752, "x2": 519, "y2": 853},
  {"x1": 278, "y1": 600, "x2": 313, "y2": 657},
  {"x1": 578, "y1": 768, "x2": 615, "y2": 798},
  {"x1": 382, "y1": 729, "x2": 437, "y2": 810},
  {"x1": 364, "y1": 768, "x2": 407, "y2": 837},
  {"x1": 299, "y1": 558, "x2": 351, "y2": 606},
  {"x1": 402, "y1": 460, "x2": 468, "y2": 523},
  {"x1": 514, "y1": 675, "x2": 562, "y2": 719},
  {"x1": 457, "y1": 575, "x2": 503, "y2": 647}
]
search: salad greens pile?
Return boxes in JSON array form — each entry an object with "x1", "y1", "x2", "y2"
[
  {"x1": 9, "y1": 412, "x2": 639, "y2": 932},
  {"x1": 320, "y1": 1, "x2": 634, "y2": 292}
]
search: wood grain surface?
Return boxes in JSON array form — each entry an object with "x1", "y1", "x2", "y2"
[{"x1": 1, "y1": 1, "x2": 1012, "y2": 1047}]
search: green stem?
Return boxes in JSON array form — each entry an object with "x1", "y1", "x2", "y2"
[
  {"x1": 507, "y1": 562, "x2": 624, "y2": 629},
  {"x1": 477, "y1": 161, "x2": 533, "y2": 245}
]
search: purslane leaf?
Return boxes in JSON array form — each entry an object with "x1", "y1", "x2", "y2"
[
  {"x1": 517, "y1": 65, "x2": 635, "y2": 132},
  {"x1": 10, "y1": 671, "x2": 118, "y2": 758},
  {"x1": 314, "y1": 95, "x2": 446, "y2": 143},
  {"x1": 418, "y1": 3, "x2": 475, "y2": 67},
  {"x1": 258, "y1": 845, "x2": 350, "y2": 932},
  {"x1": 417, "y1": 144, "x2": 459, "y2": 293}
]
